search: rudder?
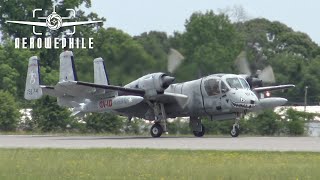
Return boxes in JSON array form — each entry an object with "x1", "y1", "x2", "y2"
[
  {"x1": 24, "y1": 56, "x2": 42, "y2": 100},
  {"x1": 59, "y1": 50, "x2": 78, "y2": 82},
  {"x1": 93, "y1": 57, "x2": 109, "y2": 85}
]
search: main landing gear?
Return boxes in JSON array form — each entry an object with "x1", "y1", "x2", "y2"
[
  {"x1": 149, "y1": 102, "x2": 167, "y2": 138},
  {"x1": 150, "y1": 123, "x2": 163, "y2": 138},
  {"x1": 148, "y1": 103, "x2": 207, "y2": 138},
  {"x1": 190, "y1": 116, "x2": 205, "y2": 137}
]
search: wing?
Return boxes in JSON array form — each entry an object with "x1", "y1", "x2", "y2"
[
  {"x1": 52, "y1": 81, "x2": 188, "y2": 108},
  {"x1": 149, "y1": 92, "x2": 189, "y2": 108},
  {"x1": 5, "y1": 21, "x2": 47, "y2": 27},
  {"x1": 253, "y1": 84, "x2": 295, "y2": 93},
  {"x1": 54, "y1": 81, "x2": 145, "y2": 99},
  {"x1": 61, "y1": 21, "x2": 102, "y2": 27}
]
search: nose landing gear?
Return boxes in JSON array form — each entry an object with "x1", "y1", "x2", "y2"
[{"x1": 230, "y1": 114, "x2": 241, "y2": 137}]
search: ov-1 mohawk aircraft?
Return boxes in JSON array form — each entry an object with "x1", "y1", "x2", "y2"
[{"x1": 25, "y1": 50, "x2": 294, "y2": 137}]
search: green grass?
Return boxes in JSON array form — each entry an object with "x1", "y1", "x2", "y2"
[{"x1": 0, "y1": 148, "x2": 320, "y2": 179}]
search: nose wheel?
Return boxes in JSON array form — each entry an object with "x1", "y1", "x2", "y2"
[
  {"x1": 230, "y1": 114, "x2": 240, "y2": 137},
  {"x1": 230, "y1": 125, "x2": 240, "y2": 137}
]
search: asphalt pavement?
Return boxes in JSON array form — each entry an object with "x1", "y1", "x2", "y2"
[{"x1": 1, "y1": 135, "x2": 320, "y2": 151}]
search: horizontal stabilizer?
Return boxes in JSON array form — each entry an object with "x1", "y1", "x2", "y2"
[
  {"x1": 54, "y1": 80, "x2": 145, "y2": 99},
  {"x1": 40, "y1": 85, "x2": 64, "y2": 97}
]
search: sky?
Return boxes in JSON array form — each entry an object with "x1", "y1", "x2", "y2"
[{"x1": 88, "y1": 0, "x2": 319, "y2": 45}]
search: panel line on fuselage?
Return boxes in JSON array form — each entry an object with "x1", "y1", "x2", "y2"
[{"x1": 199, "y1": 77, "x2": 210, "y2": 116}]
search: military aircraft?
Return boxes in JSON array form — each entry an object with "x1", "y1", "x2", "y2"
[{"x1": 25, "y1": 50, "x2": 294, "y2": 137}]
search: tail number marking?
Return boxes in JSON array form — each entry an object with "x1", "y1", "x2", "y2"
[
  {"x1": 26, "y1": 88, "x2": 39, "y2": 95},
  {"x1": 99, "y1": 99, "x2": 112, "y2": 109}
]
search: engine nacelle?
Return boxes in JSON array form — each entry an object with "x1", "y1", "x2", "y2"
[
  {"x1": 125, "y1": 73, "x2": 175, "y2": 97},
  {"x1": 240, "y1": 75, "x2": 263, "y2": 89}
]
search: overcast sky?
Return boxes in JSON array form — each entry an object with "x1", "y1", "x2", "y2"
[{"x1": 89, "y1": 0, "x2": 319, "y2": 45}]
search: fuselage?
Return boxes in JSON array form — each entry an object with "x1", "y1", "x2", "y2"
[
  {"x1": 82, "y1": 73, "x2": 288, "y2": 121},
  {"x1": 116, "y1": 74, "x2": 260, "y2": 120},
  {"x1": 165, "y1": 74, "x2": 259, "y2": 117}
]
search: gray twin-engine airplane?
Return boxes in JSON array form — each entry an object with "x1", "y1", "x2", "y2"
[{"x1": 25, "y1": 50, "x2": 294, "y2": 137}]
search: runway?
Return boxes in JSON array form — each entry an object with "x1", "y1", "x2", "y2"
[{"x1": 1, "y1": 135, "x2": 320, "y2": 151}]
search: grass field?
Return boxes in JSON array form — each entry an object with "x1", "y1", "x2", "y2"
[{"x1": 0, "y1": 148, "x2": 320, "y2": 179}]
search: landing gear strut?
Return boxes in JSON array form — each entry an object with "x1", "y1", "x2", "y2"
[
  {"x1": 190, "y1": 116, "x2": 205, "y2": 137},
  {"x1": 149, "y1": 102, "x2": 167, "y2": 138},
  {"x1": 230, "y1": 114, "x2": 240, "y2": 137}
]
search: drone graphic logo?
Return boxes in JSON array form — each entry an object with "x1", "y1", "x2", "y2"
[{"x1": 5, "y1": 6, "x2": 102, "y2": 35}]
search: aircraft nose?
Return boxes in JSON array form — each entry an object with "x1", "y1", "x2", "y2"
[{"x1": 230, "y1": 90, "x2": 258, "y2": 109}]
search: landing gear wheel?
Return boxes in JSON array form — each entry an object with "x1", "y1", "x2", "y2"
[
  {"x1": 150, "y1": 123, "x2": 163, "y2": 138},
  {"x1": 230, "y1": 126, "x2": 240, "y2": 137},
  {"x1": 193, "y1": 124, "x2": 205, "y2": 137}
]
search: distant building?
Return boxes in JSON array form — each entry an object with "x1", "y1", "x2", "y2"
[{"x1": 275, "y1": 106, "x2": 320, "y2": 137}]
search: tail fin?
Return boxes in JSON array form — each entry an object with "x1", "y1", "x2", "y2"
[
  {"x1": 59, "y1": 51, "x2": 78, "y2": 82},
  {"x1": 24, "y1": 56, "x2": 42, "y2": 100},
  {"x1": 93, "y1": 57, "x2": 109, "y2": 85}
]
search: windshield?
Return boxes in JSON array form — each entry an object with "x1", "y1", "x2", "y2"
[
  {"x1": 220, "y1": 81, "x2": 229, "y2": 93},
  {"x1": 226, "y1": 78, "x2": 243, "y2": 89},
  {"x1": 239, "y1": 78, "x2": 250, "y2": 89}
]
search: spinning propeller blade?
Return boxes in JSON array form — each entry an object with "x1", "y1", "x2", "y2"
[
  {"x1": 167, "y1": 48, "x2": 184, "y2": 73},
  {"x1": 257, "y1": 65, "x2": 275, "y2": 84},
  {"x1": 235, "y1": 51, "x2": 276, "y2": 85},
  {"x1": 235, "y1": 51, "x2": 251, "y2": 76}
]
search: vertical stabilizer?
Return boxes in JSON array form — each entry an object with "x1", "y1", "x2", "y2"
[
  {"x1": 93, "y1": 57, "x2": 109, "y2": 85},
  {"x1": 59, "y1": 51, "x2": 78, "y2": 82},
  {"x1": 24, "y1": 56, "x2": 42, "y2": 100}
]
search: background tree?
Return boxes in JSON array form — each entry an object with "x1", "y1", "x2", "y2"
[
  {"x1": 173, "y1": 11, "x2": 243, "y2": 81},
  {"x1": 84, "y1": 113, "x2": 124, "y2": 134},
  {"x1": 282, "y1": 108, "x2": 315, "y2": 135},
  {"x1": 0, "y1": 91, "x2": 20, "y2": 131},
  {"x1": 245, "y1": 110, "x2": 281, "y2": 136},
  {"x1": 31, "y1": 96, "x2": 74, "y2": 132}
]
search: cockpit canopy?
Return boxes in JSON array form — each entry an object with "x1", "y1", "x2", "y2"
[
  {"x1": 203, "y1": 75, "x2": 250, "y2": 96},
  {"x1": 226, "y1": 77, "x2": 250, "y2": 89}
]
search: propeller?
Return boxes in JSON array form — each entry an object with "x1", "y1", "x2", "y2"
[
  {"x1": 257, "y1": 65, "x2": 275, "y2": 84},
  {"x1": 235, "y1": 51, "x2": 276, "y2": 87},
  {"x1": 166, "y1": 48, "x2": 187, "y2": 107},
  {"x1": 235, "y1": 51, "x2": 251, "y2": 76},
  {"x1": 167, "y1": 48, "x2": 184, "y2": 74}
]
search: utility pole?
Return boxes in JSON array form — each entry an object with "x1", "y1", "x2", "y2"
[{"x1": 304, "y1": 86, "x2": 308, "y2": 112}]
